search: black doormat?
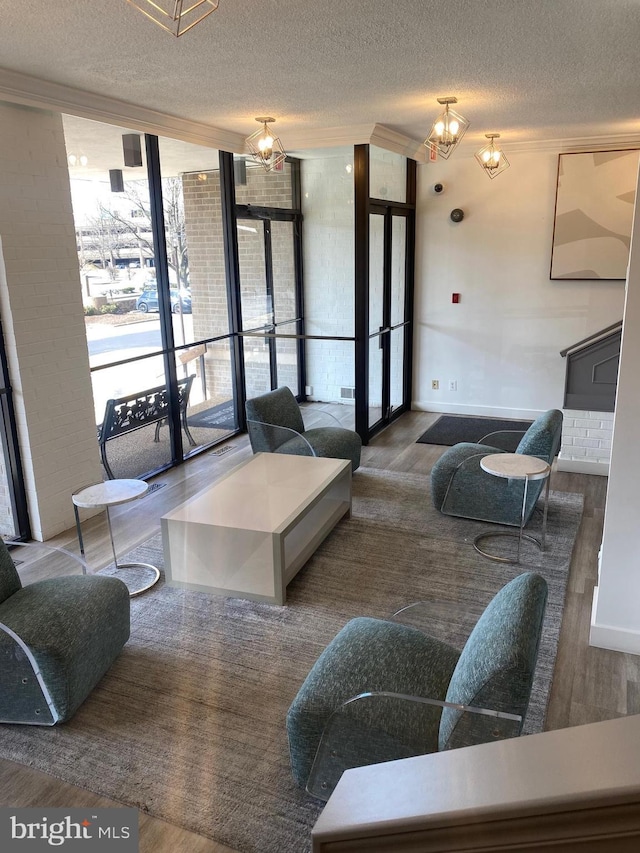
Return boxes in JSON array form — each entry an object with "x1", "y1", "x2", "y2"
[
  {"x1": 187, "y1": 400, "x2": 237, "y2": 431},
  {"x1": 417, "y1": 415, "x2": 534, "y2": 450}
]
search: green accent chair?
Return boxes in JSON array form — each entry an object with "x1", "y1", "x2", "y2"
[
  {"x1": 0, "y1": 540, "x2": 130, "y2": 725},
  {"x1": 286, "y1": 572, "x2": 547, "y2": 799},
  {"x1": 245, "y1": 386, "x2": 362, "y2": 472},
  {"x1": 430, "y1": 409, "x2": 563, "y2": 526}
]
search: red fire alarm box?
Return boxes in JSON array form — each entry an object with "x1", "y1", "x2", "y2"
[{"x1": 452, "y1": 293, "x2": 460, "y2": 303}]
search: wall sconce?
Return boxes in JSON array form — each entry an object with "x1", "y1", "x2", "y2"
[
  {"x1": 425, "y1": 97, "x2": 470, "y2": 160},
  {"x1": 67, "y1": 152, "x2": 88, "y2": 168},
  {"x1": 475, "y1": 133, "x2": 510, "y2": 179},
  {"x1": 246, "y1": 117, "x2": 287, "y2": 173}
]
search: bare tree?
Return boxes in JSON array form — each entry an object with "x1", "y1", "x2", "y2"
[
  {"x1": 91, "y1": 177, "x2": 189, "y2": 287},
  {"x1": 80, "y1": 209, "x2": 125, "y2": 281}
]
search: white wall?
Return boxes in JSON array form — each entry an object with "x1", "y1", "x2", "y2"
[
  {"x1": 413, "y1": 151, "x2": 626, "y2": 418},
  {"x1": 0, "y1": 102, "x2": 102, "y2": 539},
  {"x1": 591, "y1": 162, "x2": 640, "y2": 655}
]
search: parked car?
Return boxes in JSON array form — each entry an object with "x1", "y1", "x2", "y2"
[{"x1": 136, "y1": 284, "x2": 192, "y2": 314}]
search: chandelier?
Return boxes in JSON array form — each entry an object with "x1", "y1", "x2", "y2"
[
  {"x1": 126, "y1": 1, "x2": 220, "y2": 37},
  {"x1": 475, "y1": 133, "x2": 510, "y2": 179},
  {"x1": 425, "y1": 97, "x2": 470, "y2": 160},
  {"x1": 246, "y1": 118, "x2": 287, "y2": 173}
]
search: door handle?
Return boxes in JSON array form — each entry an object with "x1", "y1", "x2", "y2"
[{"x1": 378, "y1": 326, "x2": 391, "y2": 348}]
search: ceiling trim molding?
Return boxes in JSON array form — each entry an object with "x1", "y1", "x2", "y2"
[
  {"x1": 277, "y1": 123, "x2": 427, "y2": 160},
  {"x1": 276, "y1": 123, "x2": 378, "y2": 152},
  {"x1": 420, "y1": 132, "x2": 640, "y2": 164},
  {"x1": 0, "y1": 67, "x2": 246, "y2": 152},
  {"x1": 369, "y1": 124, "x2": 427, "y2": 161},
  {"x1": 501, "y1": 133, "x2": 640, "y2": 155}
]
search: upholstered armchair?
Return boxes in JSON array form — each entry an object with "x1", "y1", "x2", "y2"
[
  {"x1": 430, "y1": 409, "x2": 563, "y2": 526},
  {"x1": 0, "y1": 540, "x2": 130, "y2": 725},
  {"x1": 286, "y1": 572, "x2": 547, "y2": 799},
  {"x1": 245, "y1": 386, "x2": 362, "y2": 472}
]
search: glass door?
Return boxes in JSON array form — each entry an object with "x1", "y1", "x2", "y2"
[
  {"x1": 368, "y1": 212, "x2": 385, "y2": 428},
  {"x1": 237, "y1": 213, "x2": 301, "y2": 399},
  {"x1": 367, "y1": 205, "x2": 410, "y2": 433}
]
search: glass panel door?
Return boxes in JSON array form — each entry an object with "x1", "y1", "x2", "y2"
[
  {"x1": 389, "y1": 215, "x2": 407, "y2": 416},
  {"x1": 271, "y1": 220, "x2": 300, "y2": 396},
  {"x1": 238, "y1": 215, "x2": 301, "y2": 400},
  {"x1": 237, "y1": 219, "x2": 273, "y2": 400},
  {"x1": 367, "y1": 208, "x2": 409, "y2": 434},
  {"x1": 368, "y1": 212, "x2": 385, "y2": 428}
]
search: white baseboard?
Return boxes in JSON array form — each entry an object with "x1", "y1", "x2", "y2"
[
  {"x1": 590, "y1": 587, "x2": 640, "y2": 655},
  {"x1": 556, "y1": 454, "x2": 609, "y2": 477},
  {"x1": 412, "y1": 401, "x2": 545, "y2": 420}
]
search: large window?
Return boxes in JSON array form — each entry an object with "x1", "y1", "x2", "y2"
[
  {"x1": 64, "y1": 114, "x2": 416, "y2": 477},
  {"x1": 65, "y1": 117, "x2": 237, "y2": 480},
  {"x1": 0, "y1": 312, "x2": 30, "y2": 540}
]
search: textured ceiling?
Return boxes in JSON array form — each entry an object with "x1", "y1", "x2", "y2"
[{"x1": 2, "y1": 0, "x2": 640, "y2": 147}]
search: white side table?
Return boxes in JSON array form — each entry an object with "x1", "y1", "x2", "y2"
[
  {"x1": 473, "y1": 453, "x2": 551, "y2": 564},
  {"x1": 72, "y1": 480, "x2": 160, "y2": 597}
]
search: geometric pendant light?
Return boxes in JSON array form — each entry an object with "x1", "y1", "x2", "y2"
[
  {"x1": 424, "y1": 97, "x2": 470, "y2": 160},
  {"x1": 126, "y1": 1, "x2": 220, "y2": 37},
  {"x1": 246, "y1": 117, "x2": 287, "y2": 173},
  {"x1": 475, "y1": 133, "x2": 510, "y2": 179}
]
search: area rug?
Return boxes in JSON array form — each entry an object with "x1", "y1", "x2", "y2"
[
  {"x1": 0, "y1": 469, "x2": 583, "y2": 853},
  {"x1": 187, "y1": 399, "x2": 237, "y2": 431},
  {"x1": 416, "y1": 414, "x2": 534, "y2": 449}
]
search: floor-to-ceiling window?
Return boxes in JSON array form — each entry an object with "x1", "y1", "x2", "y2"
[
  {"x1": 64, "y1": 116, "x2": 238, "y2": 480},
  {"x1": 233, "y1": 157, "x2": 304, "y2": 400},
  {"x1": 0, "y1": 312, "x2": 30, "y2": 540},
  {"x1": 300, "y1": 149, "x2": 357, "y2": 426},
  {"x1": 64, "y1": 114, "x2": 416, "y2": 476},
  {"x1": 156, "y1": 138, "x2": 239, "y2": 460}
]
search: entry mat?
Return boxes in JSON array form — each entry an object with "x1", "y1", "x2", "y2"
[{"x1": 416, "y1": 415, "x2": 534, "y2": 450}]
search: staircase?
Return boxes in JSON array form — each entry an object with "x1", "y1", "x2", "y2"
[{"x1": 560, "y1": 321, "x2": 622, "y2": 412}]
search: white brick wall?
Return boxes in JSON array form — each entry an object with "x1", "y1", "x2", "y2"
[
  {"x1": 301, "y1": 155, "x2": 356, "y2": 402},
  {"x1": 0, "y1": 103, "x2": 103, "y2": 539},
  {"x1": 559, "y1": 408, "x2": 614, "y2": 472}
]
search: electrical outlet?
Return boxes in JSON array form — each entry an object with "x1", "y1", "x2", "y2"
[
  {"x1": 305, "y1": 385, "x2": 313, "y2": 395},
  {"x1": 448, "y1": 380, "x2": 457, "y2": 391},
  {"x1": 432, "y1": 379, "x2": 439, "y2": 390}
]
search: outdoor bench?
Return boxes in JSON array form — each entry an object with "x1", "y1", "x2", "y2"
[{"x1": 98, "y1": 375, "x2": 196, "y2": 479}]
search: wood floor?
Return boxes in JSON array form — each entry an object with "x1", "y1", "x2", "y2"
[{"x1": 1, "y1": 407, "x2": 637, "y2": 852}]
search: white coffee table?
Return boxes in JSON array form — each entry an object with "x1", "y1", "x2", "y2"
[
  {"x1": 161, "y1": 453, "x2": 352, "y2": 605},
  {"x1": 72, "y1": 479, "x2": 160, "y2": 597},
  {"x1": 473, "y1": 453, "x2": 551, "y2": 564}
]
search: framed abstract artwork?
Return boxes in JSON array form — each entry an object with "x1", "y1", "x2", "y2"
[{"x1": 550, "y1": 149, "x2": 639, "y2": 280}]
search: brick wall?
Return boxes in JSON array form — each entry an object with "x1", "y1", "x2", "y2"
[
  {"x1": 0, "y1": 102, "x2": 103, "y2": 539},
  {"x1": 558, "y1": 408, "x2": 614, "y2": 475}
]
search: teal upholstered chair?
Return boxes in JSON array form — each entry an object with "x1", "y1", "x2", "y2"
[
  {"x1": 0, "y1": 540, "x2": 130, "y2": 725},
  {"x1": 286, "y1": 572, "x2": 547, "y2": 799},
  {"x1": 430, "y1": 409, "x2": 563, "y2": 526},
  {"x1": 245, "y1": 386, "x2": 362, "y2": 472}
]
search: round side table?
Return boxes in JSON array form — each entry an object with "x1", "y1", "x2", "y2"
[
  {"x1": 72, "y1": 480, "x2": 160, "y2": 597},
  {"x1": 473, "y1": 453, "x2": 551, "y2": 565}
]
